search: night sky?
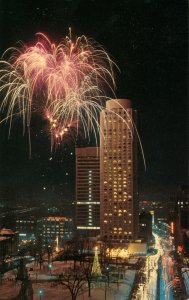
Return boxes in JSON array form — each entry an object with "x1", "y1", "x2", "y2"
[{"x1": 0, "y1": 0, "x2": 188, "y2": 204}]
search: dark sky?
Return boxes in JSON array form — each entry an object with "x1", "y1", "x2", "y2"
[{"x1": 0, "y1": 0, "x2": 188, "y2": 203}]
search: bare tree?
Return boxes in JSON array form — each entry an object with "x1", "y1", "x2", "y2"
[
  {"x1": 83, "y1": 262, "x2": 94, "y2": 298},
  {"x1": 99, "y1": 238, "x2": 113, "y2": 266},
  {"x1": 62, "y1": 236, "x2": 94, "y2": 268},
  {"x1": 59, "y1": 266, "x2": 86, "y2": 300},
  {"x1": 57, "y1": 237, "x2": 99, "y2": 298}
]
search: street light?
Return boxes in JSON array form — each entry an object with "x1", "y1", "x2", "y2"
[
  {"x1": 104, "y1": 278, "x2": 107, "y2": 300},
  {"x1": 105, "y1": 266, "x2": 110, "y2": 287},
  {"x1": 104, "y1": 265, "x2": 110, "y2": 300},
  {"x1": 48, "y1": 263, "x2": 52, "y2": 276},
  {"x1": 37, "y1": 288, "x2": 44, "y2": 300}
]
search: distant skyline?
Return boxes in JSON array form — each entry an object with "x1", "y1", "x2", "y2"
[{"x1": 0, "y1": 0, "x2": 188, "y2": 203}]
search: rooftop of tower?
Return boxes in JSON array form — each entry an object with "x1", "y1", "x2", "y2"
[{"x1": 106, "y1": 99, "x2": 132, "y2": 110}]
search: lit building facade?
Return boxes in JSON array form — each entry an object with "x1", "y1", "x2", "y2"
[
  {"x1": 41, "y1": 216, "x2": 74, "y2": 247},
  {"x1": 100, "y1": 99, "x2": 138, "y2": 244},
  {"x1": 16, "y1": 216, "x2": 37, "y2": 242},
  {"x1": 76, "y1": 147, "x2": 100, "y2": 236}
]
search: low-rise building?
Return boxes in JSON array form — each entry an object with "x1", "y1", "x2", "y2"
[
  {"x1": 16, "y1": 216, "x2": 37, "y2": 242},
  {"x1": 0, "y1": 237, "x2": 12, "y2": 260},
  {"x1": 173, "y1": 186, "x2": 189, "y2": 257},
  {"x1": 0, "y1": 228, "x2": 19, "y2": 256},
  {"x1": 39, "y1": 216, "x2": 74, "y2": 248}
]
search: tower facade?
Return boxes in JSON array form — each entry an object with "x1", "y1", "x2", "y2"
[
  {"x1": 76, "y1": 147, "x2": 100, "y2": 237},
  {"x1": 100, "y1": 99, "x2": 138, "y2": 244}
]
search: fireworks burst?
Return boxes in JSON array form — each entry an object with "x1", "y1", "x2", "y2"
[
  {"x1": 0, "y1": 32, "x2": 146, "y2": 168},
  {"x1": 0, "y1": 32, "x2": 116, "y2": 146}
]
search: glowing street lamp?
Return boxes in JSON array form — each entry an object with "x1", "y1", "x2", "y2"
[
  {"x1": 48, "y1": 263, "x2": 52, "y2": 276},
  {"x1": 105, "y1": 266, "x2": 110, "y2": 287},
  {"x1": 47, "y1": 245, "x2": 52, "y2": 264},
  {"x1": 37, "y1": 288, "x2": 44, "y2": 300}
]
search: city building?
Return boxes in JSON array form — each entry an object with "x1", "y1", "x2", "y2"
[
  {"x1": 100, "y1": 99, "x2": 138, "y2": 245},
  {"x1": 40, "y1": 216, "x2": 74, "y2": 248},
  {"x1": 0, "y1": 228, "x2": 19, "y2": 256},
  {"x1": 16, "y1": 216, "x2": 37, "y2": 242},
  {"x1": 76, "y1": 147, "x2": 100, "y2": 237},
  {"x1": 139, "y1": 199, "x2": 168, "y2": 224},
  {"x1": 0, "y1": 237, "x2": 12, "y2": 260},
  {"x1": 172, "y1": 185, "x2": 189, "y2": 258},
  {"x1": 139, "y1": 211, "x2": 152, "y2": 244}
]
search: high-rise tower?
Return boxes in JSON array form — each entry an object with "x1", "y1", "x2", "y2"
[
  {"x1": 76, "y1": 147, "x2": 100, "y2": 237},
  {"x1": 100, "y1": 99, "x2": 138, "y2": 244}
]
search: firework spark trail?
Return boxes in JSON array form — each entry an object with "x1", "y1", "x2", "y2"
[
  {"x1": 103, "y1": 100, "x2": 147, "y2": 170},
  {"x1": 0, "y1": 61, "x2": 31, "y2": 133}
]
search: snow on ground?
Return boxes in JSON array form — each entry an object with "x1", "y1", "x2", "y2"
[
  {"x1": 128, "y1": 258, "x2": 139, "y2": 265},
  {"x1": 0, "y1": 279, "x2": 20, "y2": 300},
  {"x1": 31, "y1": 268, "x2": 136, "y2": 300},
  {"x1": 0, "y1": 260, "x2": 136, "y2": 300},
  {"x1": 26, "y1": 260, "x2": 74, "y2": 281}
]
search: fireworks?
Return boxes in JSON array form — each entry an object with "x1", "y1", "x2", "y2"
[
  {"x1": 45, "y1": 108, "x2": 79, "y2": 148},
  {"x1": 0, "y1": 32, "x2": 116, "y2": 146},
  {"x1": 0, "y1": 32, "x2": 146, "y2": 168}
]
